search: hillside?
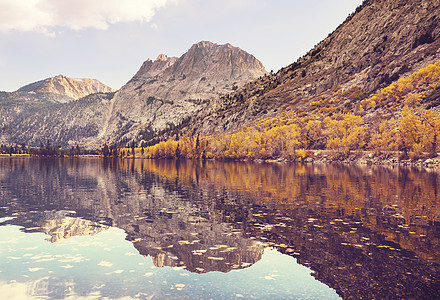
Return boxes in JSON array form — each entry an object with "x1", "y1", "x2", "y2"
[
  {"x1": 2, "y1": 92, "x2": 114, "y2": 147},
  {"x1": 185, "y1": 0, "x2": 440, "y2": 136},
  {"x1": 141, "y1": 0, "x2": 440, "y2": 161}
]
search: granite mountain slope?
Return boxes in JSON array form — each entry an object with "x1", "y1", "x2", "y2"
[
  {"x1": 98, "y1": 41, "x2": 267, "y2": 144},
  {"x1": 186, "y1": 0, "x2": 440, "y2": 136},
  {"x1": 2, "y1": 92, "x2": 114, "y2": 147}
]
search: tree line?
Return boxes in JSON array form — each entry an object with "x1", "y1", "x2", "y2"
[{"x1": 0, "y1": 140, "x2": 98, "y2": 157}]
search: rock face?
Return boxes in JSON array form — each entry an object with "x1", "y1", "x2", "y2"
[
  {"x1": 188, "y1": 0, "x2": 440, "y2": 135},
  {"x1": 16, "y1": 75, "x2": 116, "y2": 102},
  {"x1": 98, "y1": 41, "x2": 267, "y2": 143}
]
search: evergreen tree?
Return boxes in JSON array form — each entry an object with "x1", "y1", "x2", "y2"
[
  {"x1": 102, "y1": 144, "x2": 109, "y2": 157},
  {"x1": 176, "y1": 143, "x2": 181, "y2": 159}
]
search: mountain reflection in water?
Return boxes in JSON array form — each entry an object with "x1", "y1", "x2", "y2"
[{"x1": 1, "y1": 158, "x2": 440, "y2": 299}]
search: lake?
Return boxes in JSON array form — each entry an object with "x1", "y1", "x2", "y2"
[{"x1": 0, "y1": 158, "x2": 439, "y2": 299}]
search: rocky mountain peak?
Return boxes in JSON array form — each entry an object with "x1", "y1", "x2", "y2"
[
  {"x1": 16, "y1": 75, "x2": 115, "y2": 102},
  {"x1": 133, "y1": 54, "x2": 178, "y2": 80},
  {"x1": 98, "y1": 41, "x2": 267, "y2": 144},
  {"x1": 155, "y1": 54, "x2": 169, "y2": 62},
  {"x1": 165, "y1": 41, "x2": 266, "y2": 81},
  {"x1": 191, "y1": 41, "x2": 216, "y2": 49}
]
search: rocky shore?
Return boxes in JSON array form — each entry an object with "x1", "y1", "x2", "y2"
[
  {"x1": 5, "y1": 151, "x2": 440, "y2": 169},
  {"x1": 293, "y1": 151, "x2": 440, "y2": 168}
]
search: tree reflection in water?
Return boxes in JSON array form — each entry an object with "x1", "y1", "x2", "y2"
[{"x1": 0, "y1": 158, "x2": 440, "y2": 299}]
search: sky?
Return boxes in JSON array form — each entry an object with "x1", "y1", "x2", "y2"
[{"x1": 0, "y1": 0, "x2": 363, "y2": 92}]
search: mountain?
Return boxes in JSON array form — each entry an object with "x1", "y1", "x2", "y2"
[
  {"x1": 1, "y1": 92, "x2": 114, "y2": 147},
  {"x1": 0, "y1": 41, "x2": 266, "y2": 147},
  {"x1": 16, "y1": 75, "x2": 116, "y2": 102},
  {"x1": 0, "y1": 74, "x2": 116, "y2": 146},
  {"x1": 98, "y1": 41, "x2": 267, "y2": 144},
  {"x1": 187, "y1": 0, "x2": 440, "y2": 135},
  {"x1": 5, "y1": 0, "x2": 440, "y2": 150}
]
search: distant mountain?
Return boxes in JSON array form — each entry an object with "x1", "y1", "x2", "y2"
[
  {"x1": 0, "y1": 74, "x2": 116, "y2": 146},
  {"x1": 1, "y1": 92, "x2": 114, "y2": 147},
  {"x1": 16, "y1": 75, "x2": 116, "y2": 102}
]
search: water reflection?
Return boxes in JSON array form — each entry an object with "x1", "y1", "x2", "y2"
[{"x1": 1, "y1": 158, "x2": 440, "y2": 299}]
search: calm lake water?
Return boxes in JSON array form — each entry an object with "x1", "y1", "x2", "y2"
[{"x1": 0, "y1": 158, "x2": 439, "y2": 299}]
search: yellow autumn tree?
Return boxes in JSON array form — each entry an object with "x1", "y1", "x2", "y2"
[
  {"x1": 262, "y1": 124, "x2": 301, "y2": 159},
  {"x1": 397, "y1": 106, "x2": 423, "y2": 159},
  {"x1": 324, "y1": 113, "x2": 365, "y2": 154},
  {"x1": 421, "y1": 109, "x2": 440, "y2": 157},
  {"x1": 305, "y1": 120, "x2": 323, "y2": 149},
  {"x1": 180, "y1": 132, "x2": 196, "y2": 158},
  {"x1": 369, "y1": 118, "x2": 399, "y2": 155}
]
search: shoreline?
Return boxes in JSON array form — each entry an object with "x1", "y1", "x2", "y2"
[{"x1": 3, "y1": 151, "x2": 440, "y2": 168}]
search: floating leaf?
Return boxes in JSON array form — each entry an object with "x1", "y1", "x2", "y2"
[
  {"x1": 28, "y1": 268, "x2": 44, "y2": 272},
  {"x1": 236, "y1": 294, "x2": 244, "y2": 298},
  {"x1": 208, "y1": 257, "x2": 225, "y2": 261},
  {"x1": 98, "y1": 261, "x2": 113, "y2": 267}
]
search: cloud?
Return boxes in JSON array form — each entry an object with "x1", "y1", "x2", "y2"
[{"x1": 0, "y1": 0, "x2": 173, "y2": 32}]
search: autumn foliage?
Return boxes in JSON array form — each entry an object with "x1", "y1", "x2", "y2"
[{"x1": 126, "y1": 60, "x2": 440, "y2": 160}]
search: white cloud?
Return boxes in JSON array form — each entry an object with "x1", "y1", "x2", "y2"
[{"x1": 0, "y1": 0, "x2": 173, "y2": 32}]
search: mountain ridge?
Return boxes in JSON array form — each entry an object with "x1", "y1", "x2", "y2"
[
  {"x1": 16, "y1": 75, "x2": 116, "y2": 102},
  {"x1": 0, "y1": 41, "x2": 267, "y2": 147}
]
